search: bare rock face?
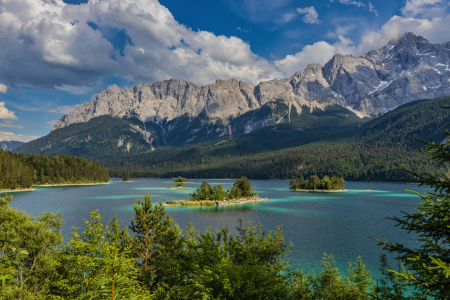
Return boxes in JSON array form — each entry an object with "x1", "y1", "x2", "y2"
[{"x1": 53, "y1": 32, "x2": 450, "y2": 132}]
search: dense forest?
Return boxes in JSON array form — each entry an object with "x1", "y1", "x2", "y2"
[
  {"x1": 107, "y1": 96, "x2": 450, "y2": 181},
  {"x1": 0, "y1": 150, "x2": 109, "y2": 190},
  {"x1": 13, "y1": 96, "x2": 450, "y2": 182},
  {"x1": 289, "y1": 175, "x2": 345, "y2": 190}
]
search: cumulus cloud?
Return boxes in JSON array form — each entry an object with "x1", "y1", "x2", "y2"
[
  {"x1": 0, "y1": 84, "x2": 6, "y2": 94},
  {"x1": 355, "y1": 0, "x2": 450, "y2": 55},
  {"x1": 0, "y1": 131, "x2": 39, "y2": 142},
  {"x1": 0, "y1": 0, "x2": 450, "y2": 92},
  {"x1": 296, "y1": 7, "x2": 320, "y2": 24},
  {"x1": 275, "y1": 35, "x2": 355, "y2": 76},
  {"x1": 0, "y1": 102, "x2": 18, "y2": 120},
  {"x1": 48, "y1": 105, "x2": 79, "y2": 114},
  {"x1": 401, "y1": 0, "x2": 445, "y2": 17},
  {"x1": 0, "y1": 0, "x2": 281, "y2": 87}
]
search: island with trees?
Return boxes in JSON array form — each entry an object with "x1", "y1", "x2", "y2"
[
  {"x1": 122, "y1": 173, "x2": 132, "y2": 182},
  {"x1": 166, "y1": 176, "x2": 190, "y2": 189},
  {"x1": 166, "y1": 177, "x2": 267, "y2": 206},
  {"x1": 289, "y1": 175, "x2": 346, "y2": 192}
]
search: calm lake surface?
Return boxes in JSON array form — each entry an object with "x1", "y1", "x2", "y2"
[{"x1": 4, "y1": 179, "x2": 431, "y2": 277}]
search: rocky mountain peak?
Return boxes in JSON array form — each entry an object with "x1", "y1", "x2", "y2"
[
  {"x1": 389, "y1": 32, "x2": 429, "y2": 47},
  {"x1": 53, "y1": 33, "x2": 450, "y2": 133}
]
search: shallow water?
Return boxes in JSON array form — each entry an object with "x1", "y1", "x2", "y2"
[{"x1": 4, "y1": 179, "x2": 431, "y2": 277}]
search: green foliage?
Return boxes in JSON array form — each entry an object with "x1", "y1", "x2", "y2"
[
  {"x1": 122, "y1": 173, "x2": 131, "y2": 181},
  {"x1": 104, "y1": 97, "x2": 450, "y2": 182},
  {"x1": 174, "y1": 177, "x2": 187, "y2": 187},
  {"x1": 0, "y1": 193, "x2": 436, "y2": 299},
  {"x1": 373, "y1": 128, "x2": 450, "y2": 299},
  {"x1": 52, "y1": 212, "x2": 151, "y2": 299},
  {"x1": 0, "y1": 195, "x2": 64, "y2": 299},
  {"x1": 371, "y1": 254, "x2": 427, "y2": 300},
  {"x1": 190, "y1": 177, "x2": 256, "y2": 201},
  {"x1": 128, "y1": 195, "x2": 185, "y2": 295},
  {"x1": 290, "y1": 175, "x2": 345, "y2": 190},
  {"x1": 0, "y1": 150, "x2": 109, "y2": 190},
  {"x1": 289, "y1": 253, "x2": 374, "y2": 300}
]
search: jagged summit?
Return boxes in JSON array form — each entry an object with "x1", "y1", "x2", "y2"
[{"x1": 53, "y1": 32, "x2": 450, "y2": 132}]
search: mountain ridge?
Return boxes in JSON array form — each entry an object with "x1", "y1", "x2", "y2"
[{"x1": 53, "y1": 32, "x2": 450, "y2": 138}]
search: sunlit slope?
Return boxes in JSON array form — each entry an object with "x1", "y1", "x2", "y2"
[{"x1": 107, "y1": 96, "x2": 450, "y2": 181}]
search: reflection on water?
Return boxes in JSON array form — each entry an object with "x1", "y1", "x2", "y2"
[{"x1": 5, "y1": 179, "x2": 428, "y2": 278}]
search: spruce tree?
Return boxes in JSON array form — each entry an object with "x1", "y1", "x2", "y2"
[{"x1": 373, "y1": 119, "x2": 450, "y2": 299}]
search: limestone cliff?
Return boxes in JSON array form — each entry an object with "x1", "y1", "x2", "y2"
[{"x1": 53, "y1": 32, "x2": 450, "y2": 132}]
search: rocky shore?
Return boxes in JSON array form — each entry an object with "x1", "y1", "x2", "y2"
[
  {"x1": 0, "y1": 188, "x2": 36, "y2": 193},
  {"x1": 289, "y1": 189, "x2": 348, "y2": 193},
  {"x1": 165, "y1": 197, "x2": 268, "y2": 207}
]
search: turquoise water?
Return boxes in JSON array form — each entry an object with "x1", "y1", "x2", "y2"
[{"x1": 4, "y1": 179, "x2": 431, "y2": 277}]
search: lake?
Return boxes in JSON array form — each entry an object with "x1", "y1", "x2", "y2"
[{"x1": 4, "y1": 179, "x2": 431, "y2": 277}]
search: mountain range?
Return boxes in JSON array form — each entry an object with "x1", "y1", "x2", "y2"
[
  {"x1": 14, "y1": 32, "x2": 450, "y2": 181},
  {"x1": 50, "y1": 33, "x2": 450, "y2": 146}
]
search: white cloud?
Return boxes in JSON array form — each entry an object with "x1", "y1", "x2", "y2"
[
  {"x1": 236, "y1": 27, "x2": 251, "y2": 33},
  {"x1": 330, "y1": 0, "x2": 365, "y2": 7},
  {"x1": 0, "y1": 131, "x2": 39, "y2": 142},
  {"x1": 275, "y1": 35, "x2": 355, "y2": 76},
  {"x1": 355, "y1": 7, "x2": 450, "y2": 55},
  {"x1": 330, "y1": 0, "x2": 379, "y2": 15},
  {"x1": 368, "y1": 2, "x2": 378, "y2": 16},
  {"x1": 0, "y1": 102, "x2": 18, "y2": 120},
  {"x1": 48, "y1": 105, "x2": 79, "y2": 114},
  {"x1": 0, "y1": 84, "x2": 6, "y2": 94},
  {"x1": 296, "y1": 7, "x2": 320, "y2": 24},
  {"x1": 401, "y1": 0, "x2": 445, "y2": 17},
  {"x1": 0, "y1": 0, "x2": 449, "y2": 93},
  {"x1": 0, "y1": 0, "x2": 281, "y2": 87}
]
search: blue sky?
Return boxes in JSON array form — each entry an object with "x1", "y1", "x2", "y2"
[{"x1": 0, "y1": 0, "x2": 449, "y2": 142}]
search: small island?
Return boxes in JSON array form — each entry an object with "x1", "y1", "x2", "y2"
[
  {"x1": 165, "y1": 177, "x2": 267, "y2": 206},
  {"x1": 122, "y1": 174, "x2": 133, "y2": 182},
  {"x1": 170, "y1": 176, "x2": 193, "y2": 184},
  {"x1": 166, "y1": 176, "x2": 189, "y2": 189},
  {"x1": 288, "y1": 175, "x2": 347, "y2": 192}
]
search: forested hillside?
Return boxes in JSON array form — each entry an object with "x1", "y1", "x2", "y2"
[
  {"x1": 0, "y1": 150, "x2": 109, "y2": 190},
  {"x1": 107, "y1": 96, "x2": 450, "y2": 181}
]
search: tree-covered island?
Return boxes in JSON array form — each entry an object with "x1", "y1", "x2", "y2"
[
  {"x1": 166, "y1": 176, "x2": 189, "y2": 189},
  {"x1": 166, "y1": 177, "x2": 266, "y2": 206},
  {"x1": 289, "y1": 175, "x2": 346, "y2": 192},
  {"x1": 122, "y1": 174, "x2": 132, "y2": 182}
]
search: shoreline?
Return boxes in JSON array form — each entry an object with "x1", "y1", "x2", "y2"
[
  {"x1": 0, "y1": 188, "x2": 36, "y2": 193},
  {"x1": 34, "y1": 181, "x2": 111, "y2": 187},
  {"x1": 288, "y1": 189, "x2": 348, "y2": 193},
  {"x1": 165, "y1": 197, "x2": 268, "y2": 207},
  {"x1": 166, "y1": 187, "x2": 190, "y2": 190}
]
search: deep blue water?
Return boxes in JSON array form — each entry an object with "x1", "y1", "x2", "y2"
[{"x1": 4, "y1": 179, "x2": 431, "y2": 277}]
